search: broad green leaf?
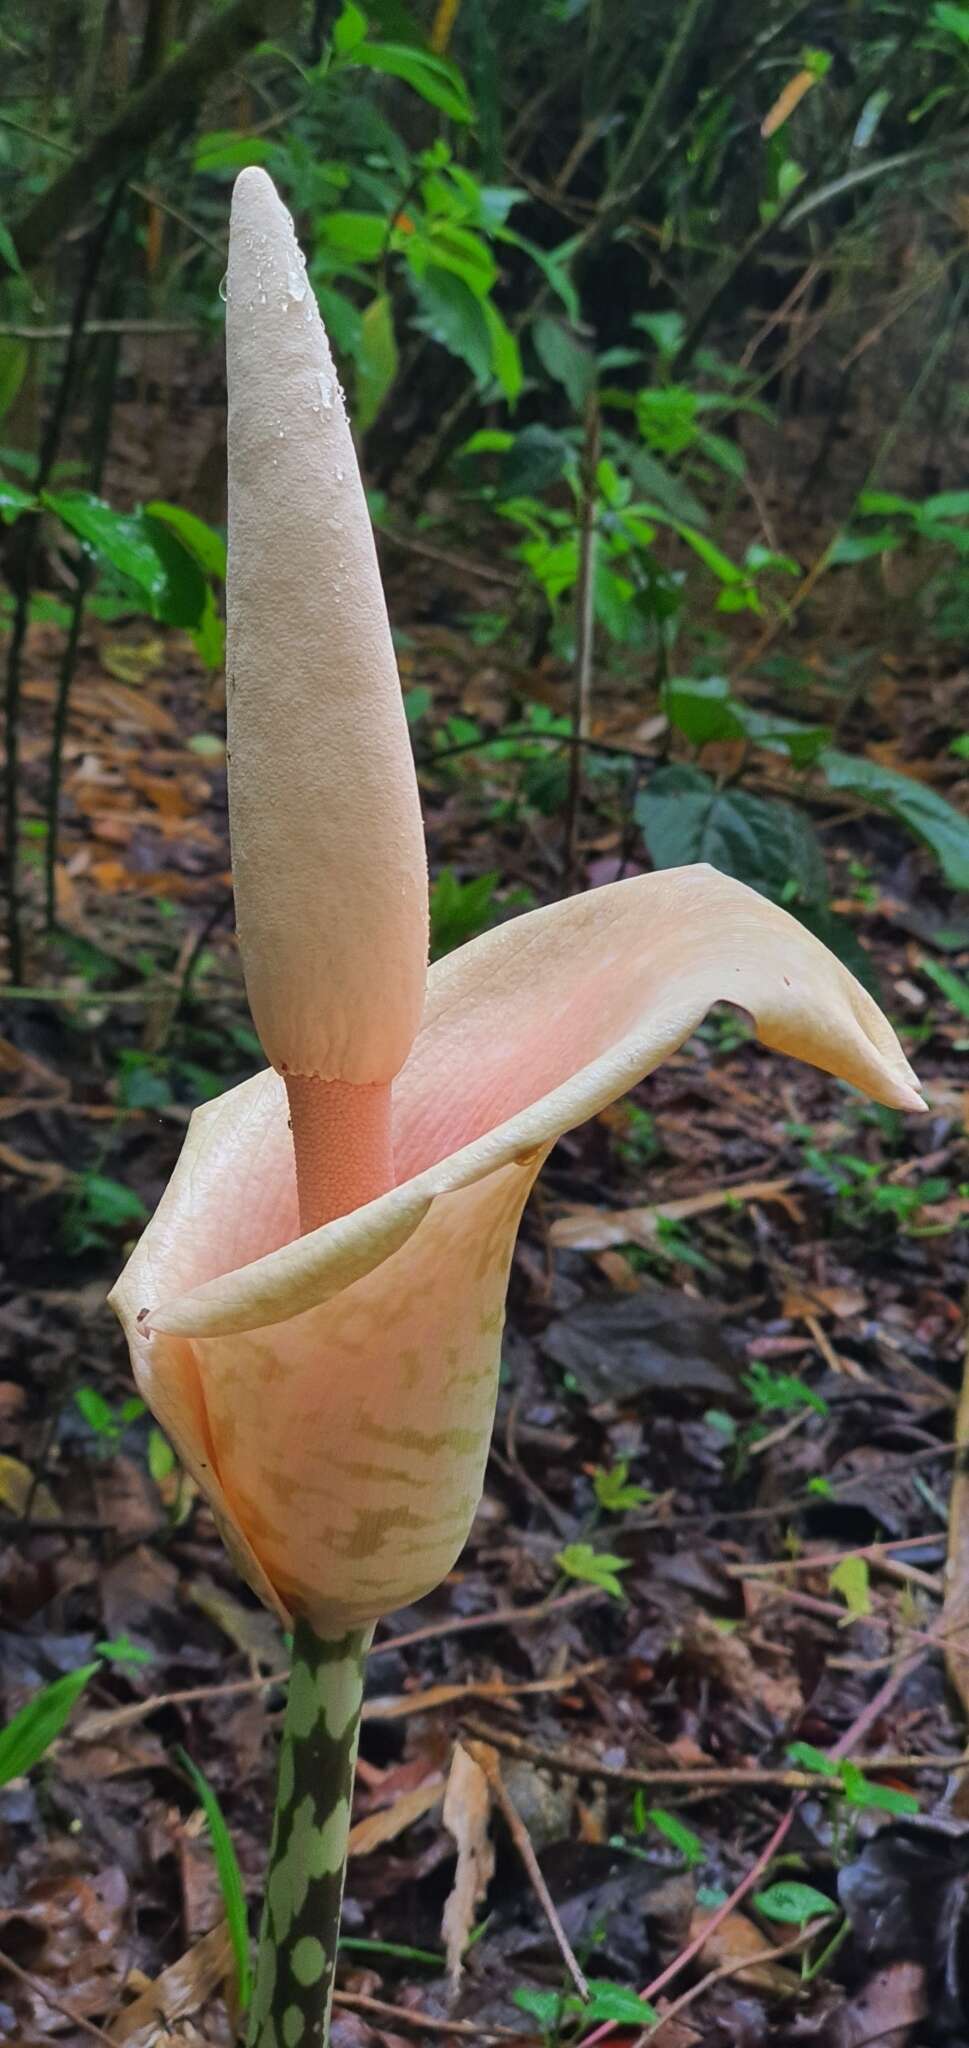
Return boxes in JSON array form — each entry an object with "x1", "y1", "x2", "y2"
[
  {"x1": 0, "y1": 1663, "x2": 99, "y2": 1785},
  {"x1": 0, "y1": 340, "x2": 27, "y2": 423},
  {"x1": 830, "y1": 1553, "x2": 871, "y2": 1618},
  {"x1": 178, "y1": 1749, "x2": 253, "y2": 2009},
  {"x1": 497, "y1": 424, "x2": 569, "y2": 494},
  {"x1": 556, "y1": 1543, "x2": 630, "y2": 1601},
  {"x1": 754, "y1": 1881, "x2": 835, "y2": 1924},
  {"x1": 194, "y1": 131, "x2": 272, "y2": 175},
  {"x1": 351, "y1": 41, "x2": 473, "y2": 122},
  {"x1": 921, "y1": 957, "x2": 969, "y2": 1019},
  {"x1": 513, "y1": 1987, "x2": 562, "y2": 2026},
  {"x1": 146, "y1": 502, "x2": 226, "y2": 579},
  {"x1": 582, "y1": 1981, "x2": 659, "y2": 2026},
  {"x1": 356, "y1": 292, "x2": 399, "y2": 429},
  {"x1": 482, "y1": 299, "x2": 522, "y2": 400},
  {"x1": 409, "y1": 266, "x2": 491, "y2": 383},
  {"x1": 0, "y1": 477, "x2": 35, "y2": 523},
  {"x1": 646, "y1": 1808, "x2": 704, "y2": 1866},
  {"x1": 533, "y1": 316, "x2": 595, "y2": 411},
  {"x1": 921, "y1": 490, "x2": 969, "y2": 520},
  {"x1": 838, "y1": 1762, "x2": 919, "y2": 1815},
  {"x1": 787, "y1": 1741, "x2": 839, "y2": 1776},
  {"x1": 820, "y1": 748, "x2": 969, "y2": 891},
  {"x1": 333, "y1": 0, "x2": 368, "y2": 53},
  {"x1": 933, "y1": 1, "x2": 969, "y2": 42},
  {"x1": 43, "y1": 491, "x2": 208, "y2": 628},
  {"x1": 320, "y1": 211, "x2": 387, "y2": 262},
  {"x1": 76, "y1": 1172, "x2": 149, "y2": 1231},
  {"x1": 624, "y1": 446, "x2": 707, "y2": 527},
  {"x1": 636, "y1": 765, "x2": 829, "y2": 910},
  {"x1": 0, "y1": 219, "x2": 22, "y2": 276}
]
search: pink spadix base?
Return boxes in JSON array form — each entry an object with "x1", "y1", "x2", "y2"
[{"x1": 285, "y1": 1074, "x2": 395, "y2": 1232}]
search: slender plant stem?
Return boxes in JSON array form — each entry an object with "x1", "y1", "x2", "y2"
[
  {"x1": 2, "y1": 183, "x2": 123, "y2": 981},
  {"x1": 248, "y1": 1619, "x2": 372, "y2": 2048},
  {"x1": 44, "y1": 265, "x2": 125, "y2": 929},
  {"x1": 564, "y1": 390, "x2": 600, "y2": 893}
]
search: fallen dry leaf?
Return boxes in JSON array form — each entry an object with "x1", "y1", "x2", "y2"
[
  {"x1": 0, "y1": 1453, "x2": 60, "y2": 1521},
  {"x1": 440, "y1": 1742, "x2": 495, "y2": 1990},
  {"x1": 110, "y1": 1920, "x2": 234, "y2": 2044},
  {"x1": 689, "y1": 1906, "x2": 802, "y2": 1994},
  {"x1": 348, "y1": 1775, "x2": 444, "y2": 1856}
]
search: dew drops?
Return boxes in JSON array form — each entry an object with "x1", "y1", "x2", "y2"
[
  {"x1": 316, "y1": 369, "x2": 334, "y2": 410},
  {"x1": 335, "y1": 466, "x2": 345, "y2": 483},
  {"x1": 218, "y1": 272, "x2": 230, "y2": 303}
]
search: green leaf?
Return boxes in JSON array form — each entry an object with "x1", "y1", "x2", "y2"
[
  {"x1": 0, "y1": 219, "x2": 23, "y2": 276},
  {"x1": 333, "y1": 0, "x2": 368, "y2": 54},
  {"x1": 351, "y1": 41, "x2": 473, "y2": 122},
  {"x1": 145, "y1": 502, "x2": 227, "y2": 579},
  {"x1": 838, "y1": 1762, "x2": 919, "y2": 1816},
  {"x1": 0, "y1": 1663, "x2": 99, "y2": 1785},
  {"x1": 933, "y1": 1, "x2": 969, "y2": 42},
  {"x1": 512, "y1": 1986, "x2": 562, "y2": 2027},
  {"x1": 636, "y1": 765, "x2": 829, "y2": 909},
  {"x1": 0, "y1": 340, "x2": 27, "y2": 423},
  {"x1": 533, "y1": 316, "x2": 595, "y2": 411},
  {"x1": 829, "y1": 1554, "x2": 871, "y2": 1618},
  {"x1": 76, "y1": 1173, "x2": 149, "y2": 1232},
  {"x1": 409, "y1": 267, "x2": 492, "y2": 383},
  {"x1": 96, "y1": 1635, "x2": 154, "y2": 1665},
  {"x1": 787, "y1": 1741, "x2": 839, "y2": 1776},
  {"x1": 921, "y1": 957, "x2": 969, "y2": 1019},
  {"x1": 0, "y1": 477, "x2": 36, "y2": 524},
  {"x1": 194, "y1": 131, "x2": 272, "y2": 175},
  {"x1": 820, "y1": 748, "x2": 969, "y2": 891},
  {"x1": 320, "y1": 211, "x2": 387, "y2": 262},
  {"x1": 754, "y1": 1881, "x2": 835, "y2": 1925},
  {"x1": 646, "y1": 1808, "x2": 704, "y2": 1866},
  {"x1": 556, "y1": 1543, "x2": 630, "y2": 1601},
  {"x1": 356, "y1": 292, "x2": 399, "y2": 430},
  {"x1": 497, "y1": 424, "x2": 569, "y2": 495},
  {"x1": 148, "y1": 1428, "x2": 176, "y2": 1484},
  {"x1": 482, "y1": 299, "x2": 522, "y2": 401},
  {"x1": 43, "y1": 492, "x2": 207, "y2": 628},
  {"x1": 178, "y1": 1749, "x2": 253, "y2": 2009},
  {"x1": 582, "y1": 1981, "x2": 659, "y2": 2026}
]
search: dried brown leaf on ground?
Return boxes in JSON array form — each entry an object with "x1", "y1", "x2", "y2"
[
  {"x1": 440, "y1": 1742, "x2": 495, "y2": 1990},
  {"x1": 348, "y1": 1776, "x2": 444, "y2": 1857},
  {"x1": 109, "y1": 1921, "x2": 234, "y2": 2045}
]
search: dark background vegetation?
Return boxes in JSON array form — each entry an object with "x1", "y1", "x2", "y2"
[{"x1": 0, "y1": 3, "x2": 968, "y2": 2043}]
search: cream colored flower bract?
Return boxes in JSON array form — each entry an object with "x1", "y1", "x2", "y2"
[
  {"x1": 110, "y1": 166, "x2": 924, "y2": 2048},
  {"x1": 110, "y1": 168, "x2": 925, "y2": 1641},
  {"x1": 112, "y1": 873, "x2": 924, "y2": 1633}
]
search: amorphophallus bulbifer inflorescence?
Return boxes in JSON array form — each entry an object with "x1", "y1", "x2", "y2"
[{"x1": 111, "y1": 168, "x2": 925, "y2": 2048}]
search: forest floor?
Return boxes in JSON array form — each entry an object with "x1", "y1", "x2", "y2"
[{"x1": 0, "y1": 433, "x2": 968, "y2": 2048}]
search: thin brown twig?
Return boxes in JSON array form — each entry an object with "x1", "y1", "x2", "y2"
[
  {"x1": 74, "y1": 1635, "x2": 603, "y2": 1743},
  {"x1": 462, "y1": 1718, "x2": 967, "y2": 1794},
  {"x1": 468, "y1": 1740, "x2": 590, "y2": 2003},
  {"x1": 333, "y1": 1989, "x2": 523, "y2": 2039},
  {"x1": 0, "y1": 1944, "x2": 116, "y2": 2044},
  {"x1": 638, "y1": 1925, "x2": 824, "y2": 2044}
]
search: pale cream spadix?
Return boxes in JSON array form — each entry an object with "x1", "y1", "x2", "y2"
[{"x1": 225, "y1": 168, "x2": 427, "y2": 1084}]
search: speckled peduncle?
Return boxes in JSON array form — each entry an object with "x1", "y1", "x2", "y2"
[{"x1": 248, "y1": 1619, "x2": 371, "y2": 2048}]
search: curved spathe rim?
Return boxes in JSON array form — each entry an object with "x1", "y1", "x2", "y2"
[{"x1": 111, "y1": 865, "x2": 923, "y2": 1345}]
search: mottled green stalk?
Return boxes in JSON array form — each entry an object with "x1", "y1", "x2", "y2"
[{"x1": 249, "y1": 1620, "x2": 370, "y2": 2048}]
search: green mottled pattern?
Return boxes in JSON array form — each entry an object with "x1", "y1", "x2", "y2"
[{"x1": 249, "y1": 1620, "x2": 370, "y2": 2048}]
